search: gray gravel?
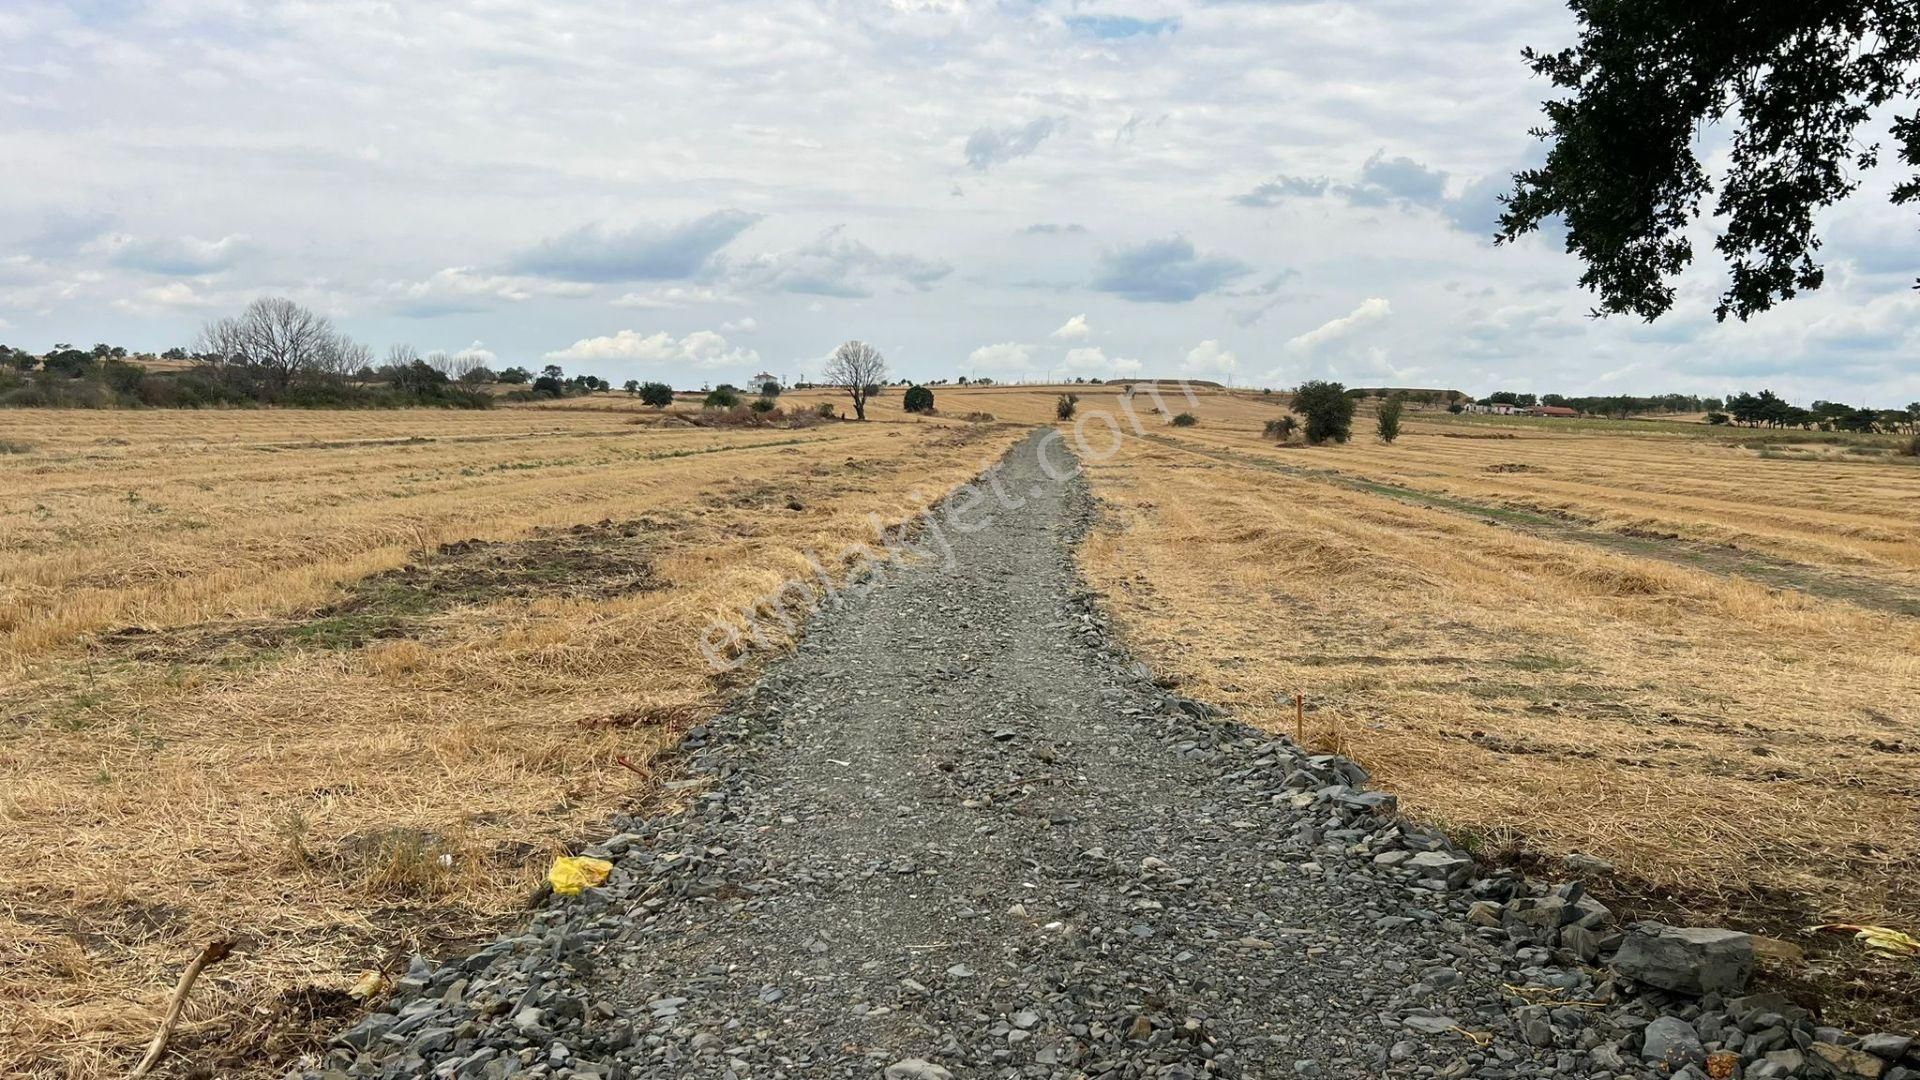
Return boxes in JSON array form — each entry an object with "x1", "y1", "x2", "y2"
[{"x1": 310, "y1": 432, "x2": 1918, "y2": 1080}]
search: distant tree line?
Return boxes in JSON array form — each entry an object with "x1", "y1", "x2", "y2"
[
  {"x1": 1713, "y1": 390, "x2": 1920, "y2": 433},
  {"x1": 0, "y1": 298, "x2": 506, "y2": 409},
  {"x1": 1467, "y1": 391, "x2": 1725, "y2": 417}
]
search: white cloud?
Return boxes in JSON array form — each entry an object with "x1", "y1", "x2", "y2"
[
  {"x1": 387, "y1": 267, "x2": 592, "y2": 316},
  {"x1": 1182, "y1": 340, "x2": 1238, "y2": 378},
  {"x1": 1051, "y1": 314, "x2": 1091, "y2": 340},
  {"x1": 967, "y1": 342, "x2": 1031, "y2": 370},
  {"x1": 1063, "y1": 346, "x2": 1143, "y2": 376},
  {"x1": 730, "y1": 227, "x2": 951, "y2": 298},
  {"x1": 720, "y1": 316, "x2": 758, "y2": 334},
  {"x1": 1286, "y1": 298, "x2": 1393, "y2": 354},
  {"x1": 611, "y1": 286, "x2": 742, "y2": 309},
  {"x1": 447, "y1": 341, "x2": 498, "y2": 366},
  {"x1": 94, "y1": 233, "x2": 249, "y2": 275},
  {"x1": 543, "y1": 329, "x2": 758, "y2": 370},
  {"x1": 111, "y1": 281, "x2": 218, "y2": 314},
  {"x1": 2, "y1": 2, "x2": 1913, "y2": 403},
  {"x1": 511, "y1": 211, "x2": 763, "y2": 283}
]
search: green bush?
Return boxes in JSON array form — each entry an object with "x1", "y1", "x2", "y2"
[
  {"x1": 1263, "y1": 415, "x2": 1297, "y2": 441},
  {"x1": 1376, "y1": 396, "x2": 1403, "y2": 444},
  {"x1": 703, "y1": 386, "x2": 741, "y2": 409},
  {"x1": 815, "y1": 401, "x2": 837, "y2": 418},
  {"x1": 1055, "y1": 393, "x2": 1078, "y2": 420},
  {"x1": 903, "y1": 385, "x2": 935, "y2": 413},
  {"x1": 750, "y1": 397, "x2": 777, "y2": 413},
  {"x1": 1171, "y1": 412, "x2": 1198, "y2": 427},
  {"x1": 759, "y1": 380, "x2": 781, "y2": 398},
  {"x1": 638, "y1": 382, "x2": 675, "y2": 408},
  {"x1": 1292, "y1": 380, "x2": 1355, "y2": 444}
]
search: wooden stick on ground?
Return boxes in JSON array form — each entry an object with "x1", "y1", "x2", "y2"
[{"x1": 131, "y1": 939, "x2": 234, "y2": 1079}]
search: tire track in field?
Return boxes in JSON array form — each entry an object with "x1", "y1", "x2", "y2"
[{"x1": 1142, "y1": 433, "x2": 1920, "y2": 620}]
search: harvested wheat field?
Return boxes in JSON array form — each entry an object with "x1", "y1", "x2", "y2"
[
  {"x1": 6, "y1": 385, "x2": 1918, "y2": 1075},
  {"x1": 1073, "y1": 400, "x2": 1920, "y2": 1030},
  {"x1": 0, "y1": 404, "x2": 1027, "y2": 1079}
]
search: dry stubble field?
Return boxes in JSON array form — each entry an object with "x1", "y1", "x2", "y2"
[
  {"x1": 1066, "y1": 386, "x2": 1920, "y2": 1029},
  {"x1": 3, "y1": 384, "x2": 1917, "y2": 1076},
  {"x1": 0, "y1": 400, "x2": 1027, "y2": 1078}
]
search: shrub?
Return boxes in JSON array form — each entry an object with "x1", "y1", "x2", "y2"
[
  {"x1": 100, "y1": 359, "x2": 147, "y2": 395},
  {"x1": 1171, "y1": 412, "x2": 1198, "y2": 427},
  {"x1": 1898, "y1": 434, "x2": 1920, "y2": 457},
  {"x1": 759, "y1": 380, "x2": 781, "y2": 398},
  {"x1": 963, "y1": 411, "x2": 996, "y2": 422},
  {"x1": 638, "y1": 382, "x2": 675, "y2": 408},
  {"x1": 903, "y1": 385, "x2": 935, "y2": 413},
  {"x1": 683, "y1": 403, "x2": 823, "y2": 430},
  {"x1": 1055, "y1": 393, "x2": 1078, "y2": 420},
  {"x1": 1376, "y1": 396, "x2": 1403, "y2": 444},
  {"x1": 1263, "y1": 415, "x2": 1298, "y2": 441},
  {"x1": 1292, "y1": 379, "x2": 1355, "y2": 444},
  {"x1": 815, "y1": 401, "x2": 837, "y2": 418},
  {"x1": 1447, "y1": 401, "x2": 1465, "y2": 414},
  {"x1": 703, "y1": 386, "x2": 741, "y2": 409},
  {"x1": 1706, "y1": 411, "x2": 1730, "y2": 425}
]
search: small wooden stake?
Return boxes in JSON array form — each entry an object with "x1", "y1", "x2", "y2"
[
  {"x1": 1294, "y1": 692, "x2": 1305, "y2": 744},
  {"x1": 131, "y1": 939, "x2": 233, "y2": 1078}
]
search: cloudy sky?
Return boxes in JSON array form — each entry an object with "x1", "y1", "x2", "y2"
[{"x1": 3, "y1": 0, "x2": 1916, "y2": 403}]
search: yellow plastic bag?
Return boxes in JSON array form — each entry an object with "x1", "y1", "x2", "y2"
[
  {"x1": 1811, "y1": 923, "x2": 1920, "y2": 959},
  {"x1": 548, "y1": 855, "x2": 613, "y2": 897},
  {"x1": 348, "y1": 970, "x2": 389, "y2": 1001}
]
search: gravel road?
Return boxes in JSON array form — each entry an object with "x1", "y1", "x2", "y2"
[{"x1": 314, "y1": 432, "x2": 1912, "y2": 1080}]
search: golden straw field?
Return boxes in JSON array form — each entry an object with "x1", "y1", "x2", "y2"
[
  {"x1": 1068, "y1": 387, "x2": 1920, "y2": 1028},
  {"x1": 2, "y1": 383, "x2": 1917, "y2": 1074},
  {"x1": 0, "y1": 400, "x2": 1026, "y2": 1078}
]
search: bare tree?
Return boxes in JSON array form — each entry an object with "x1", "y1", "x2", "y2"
[
  {"x1": 429, "y1": 351, "x2": 486, "y2": 382},
  {"x1": 823, "y1": 340, "x2": 887, "y2": 420},
  {"x1": 327, "y1": 339, "x2": 373, "y2": 378},
  {"x1": 196, "y1": 297, "x2": 359, "y2": 393}
]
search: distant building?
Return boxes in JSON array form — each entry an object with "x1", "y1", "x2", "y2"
[
  {"x1": 1528, "y1": 405, "x2": 1579, "y2": 418},
  {"x1": 748, "y1": 371, "x2": 781, "y2": 390}
]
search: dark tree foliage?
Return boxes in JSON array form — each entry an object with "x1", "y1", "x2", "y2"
[
  {"x1": 1376, "y1": 396, "x2": 1403, "y2": 444},
  {"x1": 638, "y1": 381, "x2": 675, "y2": 408},
  {"x1": 1291, "y1": 380, "x2": 1355, "y2": 444},
  {"x1": 1499, "y1": 2, "x2": 1920, "y2": 321},
  {"x1": 903, "y1": 385, "x2": 935, "y2": 413}
]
